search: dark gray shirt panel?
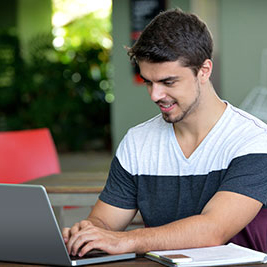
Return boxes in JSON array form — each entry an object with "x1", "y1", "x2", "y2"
[
  {"x1": 99, "y1": 154, "x2": 267, "y2": 227},
  {"x1": 218, "y1": 153, "x2": 267, "y2": 205},
  {"x1": 99, "y1": 156, "x2": 137, "y2": 209}
]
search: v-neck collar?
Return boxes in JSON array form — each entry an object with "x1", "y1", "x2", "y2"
[{"x1": 169, "y1": 102, "x2": 231, "y2": 162}]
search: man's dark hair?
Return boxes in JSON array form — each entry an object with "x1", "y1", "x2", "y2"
[{"x1": 128, "y1": 8, "x2": 213, "y2": 76}]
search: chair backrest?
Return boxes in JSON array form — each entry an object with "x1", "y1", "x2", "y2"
[{"x1": 0, "y1": 128, "x2": 61, "y2": 183}]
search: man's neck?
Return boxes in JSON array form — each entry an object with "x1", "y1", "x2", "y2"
[{"x1": 173, "y1": 86, "x2": 226, "y2": 158}]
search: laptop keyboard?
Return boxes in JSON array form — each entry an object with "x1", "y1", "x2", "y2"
[{"x1": 70, "y1": 249, "x2": 108, "y2": 260}]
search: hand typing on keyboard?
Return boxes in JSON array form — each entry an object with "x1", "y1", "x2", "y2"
[{"x1": 62, "y1": 219, "x2": 136, "y2": 257}]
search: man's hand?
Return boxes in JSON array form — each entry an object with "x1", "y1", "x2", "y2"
[
  {"x1": 62, "y1": 200, "x2": 137, "y2": 256},
  {"x1": 62, "y1": 220, "x2": 134, "y2": 257}
]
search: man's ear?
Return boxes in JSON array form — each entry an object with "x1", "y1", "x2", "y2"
[{"x1": 198, "y1": 59, "x2": 213, "y2": 84}]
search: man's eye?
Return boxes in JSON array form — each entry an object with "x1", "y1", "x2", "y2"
[
  {"x1": 164, "y1": 81, "x2": 175, "y2": 86},
  {"x1": 143, "y1": 80, "x2": 152, "y2": 86}
]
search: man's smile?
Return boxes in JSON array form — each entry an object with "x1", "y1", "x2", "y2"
[{"x1": 157, "y1": 101, "x2": 177, "y2": 112}]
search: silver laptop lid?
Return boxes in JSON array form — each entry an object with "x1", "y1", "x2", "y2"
[
  {"x1": 0, "y1": 183, "x2": 136, "y2": 266},
  {"x1": 0, "y1": 183, "x2": 72, "y2": 266}
]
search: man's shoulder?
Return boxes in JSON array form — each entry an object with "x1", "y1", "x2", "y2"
[
  {"x1": 223, "y1": 103, "x2": 267, "y2": 157},
  {"x1": 130, "y1": 113, "x2": 164, "y2": 131},
  {"x1": 125, "y1": 113, "x2": 169, "y2": 139},
  {"x1": 228, "y1": 104, "x2": 267, "y2": 131},
  {"x1": 223, "y1": 103, "x2": 267, "y2": 141},
  {"x1": 115, "y1": 114, "x2": 170, "y2": 175}
]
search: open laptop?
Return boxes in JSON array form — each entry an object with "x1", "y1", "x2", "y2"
[{"x1": 0, "y1": 183, "x2": 136, "y2": 266}]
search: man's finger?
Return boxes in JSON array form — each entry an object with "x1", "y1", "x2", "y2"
[
  {"x1": 79, "y1": 220, "x2": 92, "y2": 229},
  {"x1": 70, "y1": 222, "x2": 82, "y2": 235},
  {"x1": 62, "y1": 227, "x2": 71, "y2": 243},
  {"x1": 79, "y1": 241, "x2": 97, "y2": 257},
  {"x1": 71, "y1": 233, "x2": 94, "y2": 256}
]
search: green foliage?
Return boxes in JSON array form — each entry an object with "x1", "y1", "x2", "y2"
[
  {"x1": 0, "y1": 14, "x2": 113, "y2": 151},
  {"x1": 64, "y1": 12, "x2": 112, "y2": 49}
]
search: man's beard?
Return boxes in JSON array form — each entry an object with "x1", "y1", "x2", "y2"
[{"x1": 162, "y1": 83, "x2": 201, "y2": 124}]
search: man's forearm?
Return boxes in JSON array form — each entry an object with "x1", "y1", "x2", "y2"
[
  {"x1": 87, "y1": 215, "x2": 112, "y2": 230},
  {"x1": 123, "y1": 191, "x2": 262, "y2": 254},
  {"x1": 126, "y1": 214, "x2": 227, "y2": 254}
]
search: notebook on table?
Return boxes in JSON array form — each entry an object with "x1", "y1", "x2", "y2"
[
  {"x1": 146, "y1": 243, "x2": 267, "y2": 267},
  {"x1": 0, "y1": 183, "x2": 135, "y2": 266}
]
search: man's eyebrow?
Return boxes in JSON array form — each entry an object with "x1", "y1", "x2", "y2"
[
  {"x1": 140, "y1": 74, "x2": 180, "y2": 83},
  {"x1": 139, "y1": 74, "x2": 149, "y2": 82},
  {"x1": 158, "y1": 76, "x2": 180, "y2": 83}
]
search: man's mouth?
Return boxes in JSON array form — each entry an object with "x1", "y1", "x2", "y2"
[{"x1": 158, "y1": 102, "x2": 176, "y2": 112}]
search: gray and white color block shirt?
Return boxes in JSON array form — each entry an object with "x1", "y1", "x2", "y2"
[{"x1": 100, "y1": 102, "x2": 267, "y2": 252}]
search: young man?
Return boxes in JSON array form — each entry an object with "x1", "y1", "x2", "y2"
[{"x1": 63, "y1": 9, "x2": 267, "y2": 256}]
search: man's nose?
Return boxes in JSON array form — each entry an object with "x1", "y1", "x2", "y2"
[{"x1": 149, "y1": 84, "x2": 166, "y2": 102}]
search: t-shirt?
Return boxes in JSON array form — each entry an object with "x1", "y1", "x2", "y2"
[{"x1": 99, "y1": 103, "x2": 267, "y2": 251}]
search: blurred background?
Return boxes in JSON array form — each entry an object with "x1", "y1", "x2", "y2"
[{"x1": 1, "y1": 0, "x2": 267, "y2": 164}]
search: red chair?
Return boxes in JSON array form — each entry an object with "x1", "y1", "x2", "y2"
[{"x1": 0, "y1": 128, "x2": 61, "y2": 183}]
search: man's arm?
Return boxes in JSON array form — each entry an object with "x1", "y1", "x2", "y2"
[
  {"x1": 63, "y1": 191, "x2": 262, "y2": 256},
  {"x1": 132, "y1": 191, "x2": 262, "y2": 252}
]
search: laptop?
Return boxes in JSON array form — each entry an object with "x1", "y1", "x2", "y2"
[{"x1": 0, "y1": 183, "x2": 136, "y2": 266}]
